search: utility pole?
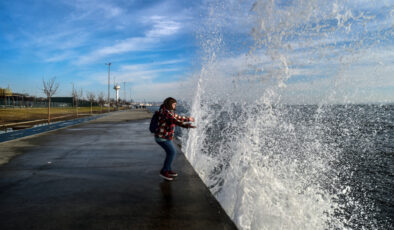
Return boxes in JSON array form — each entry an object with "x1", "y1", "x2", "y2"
[{"x1": 105, "y1": 62, "x2": 111, "y2": 112}]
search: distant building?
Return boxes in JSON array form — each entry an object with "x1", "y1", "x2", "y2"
[
  {"x1": 0, "y1": 94, "x2": 97, "y2": 108},
  {"x1": 0, "y1": 88, "x2": 12, "y2": 96},
  {"x1": 51, "y1": 97, "x2": 73, "y2": 104}
]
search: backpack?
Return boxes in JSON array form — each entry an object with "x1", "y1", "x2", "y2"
[{"x1": 149, "y1": 111, "x2": 159, "y2": 133}]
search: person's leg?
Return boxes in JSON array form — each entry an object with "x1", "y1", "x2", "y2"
[
  {"x1": 156, "y1": 140, "x2": 177, "y2": 172},
  {"x1": 164, "y1": 140, "x2": 176, "y2": 171}
]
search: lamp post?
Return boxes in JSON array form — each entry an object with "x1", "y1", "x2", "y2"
[{"x1": 105, "y1": 62, "x2": 111, "y2": 112}]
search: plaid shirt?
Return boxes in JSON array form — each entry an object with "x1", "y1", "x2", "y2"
[{"x1": 154, "y1": 105, "x2": 191, "y2": 140}]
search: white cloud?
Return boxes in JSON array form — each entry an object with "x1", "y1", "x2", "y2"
[
  {"x1": 76, "y1": 37, "x2": 157, "y2": 65},
  {"x1": 75, "y1": 13, "x2": 184, "y2": 65},
  {"x1": 115, "y1": 68, "x2": 182, "y2": 83},
  {"x1": 44, "y1": 51, "x2": 75, "y2": 62},
  {"x1": 19, "y1": 27, "x2": 89, "y2": 51},
  {"x1": 145, "y1": 16, "x2": 182, "y2": 37},
  {"x1": 120, "y1": 59, "x2": 186, "y2": 71},
  {"x1": 87, "y1": 60, "x2": 185, "y2": 86},
  {"x1": 64, "y1": 0, "x2": 124, "y2": 20}
]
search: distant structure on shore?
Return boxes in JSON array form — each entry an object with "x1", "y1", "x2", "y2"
[
  {"x1": 1, "y1": 86, "x2": 160, "y2": 109},
  {"x1": 114, "y1": 84, "x2": 120, "y2": 103}
]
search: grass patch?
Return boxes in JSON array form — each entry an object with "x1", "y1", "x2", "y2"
[{"x1": 0, "y1": 107, "x2": 114, "y2": 123}]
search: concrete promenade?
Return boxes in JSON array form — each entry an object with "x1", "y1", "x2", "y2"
[{"x1": 0, "y1": 110, "x2": 237, "y2": 230}]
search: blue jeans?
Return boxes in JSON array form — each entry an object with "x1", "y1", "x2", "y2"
[{"x1": 155, "y1": 138, "x2": 177, "y2": 172}]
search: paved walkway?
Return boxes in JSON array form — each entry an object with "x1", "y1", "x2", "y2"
[{"x1": 0, "y1": 111, "x2": 237, "y2": 230}]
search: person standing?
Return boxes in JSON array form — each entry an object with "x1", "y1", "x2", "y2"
[{"x1": 154, "y1": 97, "x2": 195, "y2": 181}]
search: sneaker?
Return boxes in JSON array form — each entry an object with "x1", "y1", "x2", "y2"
[
  {"x1": 168, "y1": 170, "x2": 178, "y2": 177},
  {"x1": 159, "y1": 171, "x2": 173, "y2": 181}
]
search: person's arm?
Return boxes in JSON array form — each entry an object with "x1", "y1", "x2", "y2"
[
  {"x1": 173, "y1": 113, "x2": 194, "y2": 122},
  {"x1": 162, "y1": 109, "x2": 195, "y2": 128}
]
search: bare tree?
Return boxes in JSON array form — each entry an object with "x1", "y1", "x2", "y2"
[
  {"x1": 87, "y1": 92, "x2": 95, "y2": 115},
  {"x1": 79, "y1": 88, "x2": 83, "y2": 102},
  {"x1": 43, "y1": 77, "x2": 59, "y2": 124},
  {"x1": 98, "y1": 92, "x2": 105, "y2": 113},
  {"x1": 72, "y1": 84, "x2": 78, "y2": 117},
  {"x1": 72, "y1": 84, "x2": 83, "y2": 117}
]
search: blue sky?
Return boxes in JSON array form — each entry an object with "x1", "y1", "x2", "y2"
[
  {"x1": 0, "y1": 0, "x2": 202, "y2": 101},
  {"x1": 0, "y1": 0, "x2": 393, "y2": 103}
]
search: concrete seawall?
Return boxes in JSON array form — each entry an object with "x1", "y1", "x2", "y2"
[{"x1": 0, "y1": 110, "x2": 237, "y2": 229}]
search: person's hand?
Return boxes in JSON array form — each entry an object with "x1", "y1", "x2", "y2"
[
  {"x1": 189, "y1": 117, "x2": 195, "y2": 122},
  {"x1": 188, "y1": 125, "x2": 196, "y2": 128}
]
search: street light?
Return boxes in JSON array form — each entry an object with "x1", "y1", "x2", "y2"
[{"x1": 105, "y1": 62, "x2": 111, "y2": 112}]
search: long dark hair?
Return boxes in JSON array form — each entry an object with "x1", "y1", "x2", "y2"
[{"x1": 163, "y1": 97, "x2": 177, "y2": 110}]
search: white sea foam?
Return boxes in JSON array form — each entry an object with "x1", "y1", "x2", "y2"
[{"x1": 182, "y1": 0, "x2": 391, "y2": 229}]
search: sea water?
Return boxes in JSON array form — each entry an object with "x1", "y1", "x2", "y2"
[{"x1": 181, "y1": 0, "x2": 393, "y2": 229}]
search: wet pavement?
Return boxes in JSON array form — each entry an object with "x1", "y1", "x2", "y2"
[{"x1": 0, "y1": 113, "x2": 237, "y2": 230}]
